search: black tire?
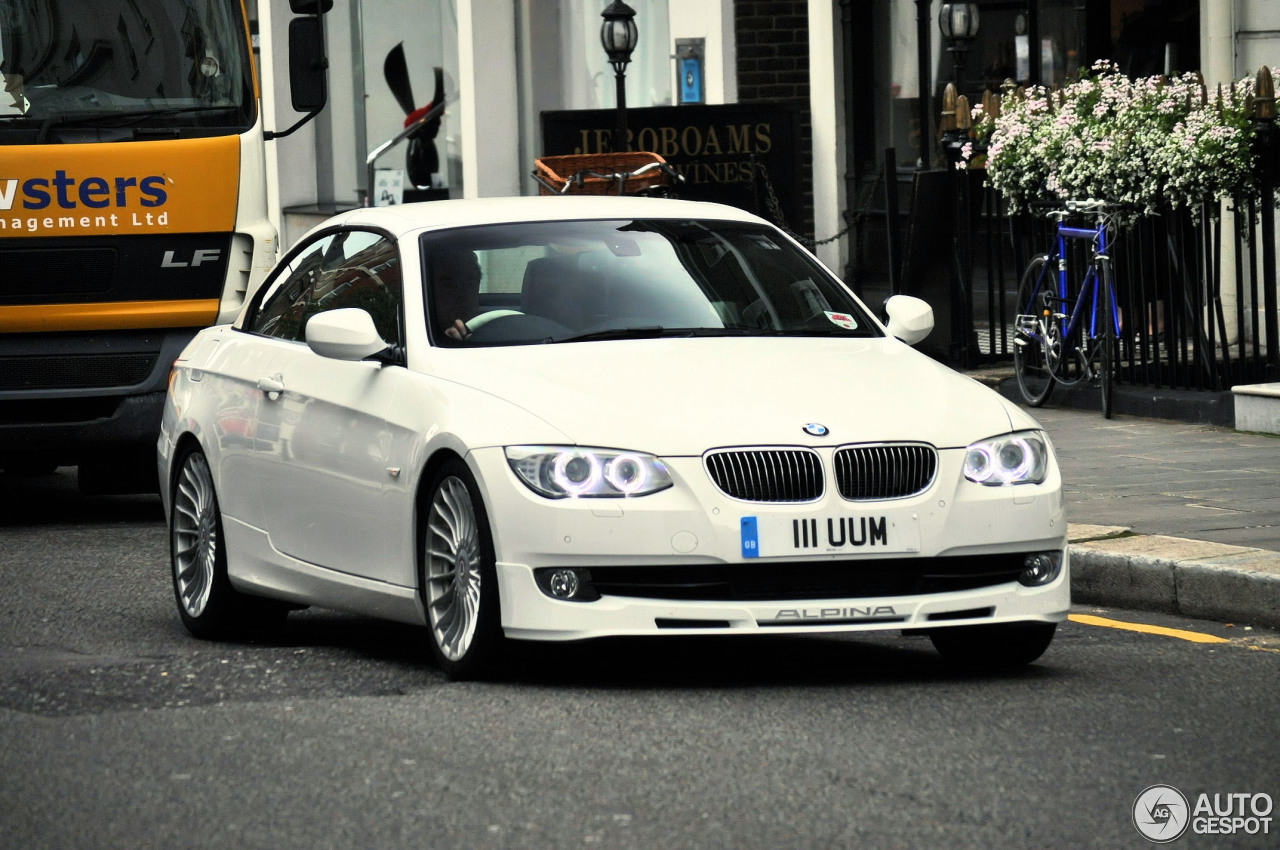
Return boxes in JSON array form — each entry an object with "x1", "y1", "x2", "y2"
[
  {"x1": 1013, "y1": 254, "x2": 1056, "y2": 407},
  {"x1": 79, "y1": 447, "x2": 160, "y2": 495},
  {"x1": 1, "y1": 458, "x2": 58, "y2": 476},
  {"x1": 169, "y1": 447, "x2": 287, "y2": 639},
  {"x1": 1098, "y1": 259, "x2": 1117, "y2": 419},
  {"x1": 419, "y1": 459, "x2": 505, "y2": 680},
  {"x1": 930, "y1": 622, "x2": 1057, "y2": 669}
]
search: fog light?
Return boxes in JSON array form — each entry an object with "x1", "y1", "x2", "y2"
[
  {"x1": 548, "y1": 569, "x2": 580, "y2": 599},
  {"x1": 1019, "y1": 552, "x2": 1063, "y2": 587},
  {"x1": 534, "y1": 567, "x2": 600, "y2": 601}
]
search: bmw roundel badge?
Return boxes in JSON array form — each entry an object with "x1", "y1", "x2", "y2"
[{"x1": 803, "y1": 423, "x2": 829, "y2": 437}]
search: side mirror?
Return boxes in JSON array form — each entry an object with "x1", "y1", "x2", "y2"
[
  {"x1": 264, "y1": 3, "x2": 330, "y2": 139},
  {"x1": 287, "y1": 17, "x2": 328, "y2": 112},
  {"x1": 884, "y1": 295, "x2": 934, "y2": 346},
  {"x1": 306, "y1": 309, "x2": 390, "y2": 361}
]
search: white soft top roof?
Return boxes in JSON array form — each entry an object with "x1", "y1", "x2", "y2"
[{"x1": 311, "y1": 195, "x2": 773, "y2": 241}]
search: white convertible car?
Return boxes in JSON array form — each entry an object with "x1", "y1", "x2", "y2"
[{"x1": 158, "y1": 196, "x2": 1068, "y2": 679}]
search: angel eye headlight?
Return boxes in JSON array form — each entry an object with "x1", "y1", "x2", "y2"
[
  {"x1": 506, "y1": 446, "x2": 672, "y2": 498},
  {"x1": 552, "y1": 451, "x2": 601, "y2": 496},
  {"x1": 963, "y1": 444, "x2": 995, "y2": 483},
  {"x1": 604, "y1": 454, "x2": 649, "y2": 494},
  {"x1": 964, "y1": 432, "x2": 1049, "y2": 486}
]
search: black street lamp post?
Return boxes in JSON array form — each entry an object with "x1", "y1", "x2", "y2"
[
  {"x1": 939, "y1": 4, "x2": 980, "y2": 367},
  {"x1": 939, "y1": 2, "x2": 980, "y2": 94},
  {"x1": 600, "y1": 0, "x2": 639, "y2": 152}
]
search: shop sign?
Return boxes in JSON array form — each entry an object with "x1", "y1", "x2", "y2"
[{"x1": 540, "y1": 104, "x2": 801, "y2": 227}]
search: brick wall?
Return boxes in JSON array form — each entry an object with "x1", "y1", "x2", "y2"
[{"x1": 734, "y1": 0, "x2": 814, "y2": 238}]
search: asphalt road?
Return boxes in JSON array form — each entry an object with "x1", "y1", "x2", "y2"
[{"x1": 2, "y1": 469, "x2": 1279, "y2": 849}]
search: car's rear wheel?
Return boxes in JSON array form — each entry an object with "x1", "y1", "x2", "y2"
[
  {"x1": 930, "y1": 622, "x2": 1057, "y2": 669},
  {"x1": 170, "y1": 447, "x2": 286, "y2": 639},
  {"x1": 420, "y1": 459, "x2": 504, "y2": 679}
]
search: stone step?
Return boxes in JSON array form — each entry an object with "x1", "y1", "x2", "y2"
[{"x1": 1232, "y1": 383, "x2": 1280, "y2": 434}]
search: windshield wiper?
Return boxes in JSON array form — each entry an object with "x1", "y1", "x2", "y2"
[
  {"x1": 548, "y1": 325, "x2": 876, "y2": 344},
  {"x1": 33, "y1": 105, "x2": 238, "y2": 141},
  {"x1": 548, "y1": 326, "x2": 771, "y2": 344},
  {"x1": 550, "y1": 326, "x2": 670, "y2": 343},
  {"x1": 98, "y1": 105, "x2": 240, "y2": 126}
]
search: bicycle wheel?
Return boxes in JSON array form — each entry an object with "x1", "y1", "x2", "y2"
[
  {"x1": 1013, "y1": 254, "x2": 1056, "y2": 406},
  {"x1": 1097, "y1": 258, "x2": 1117, "y2": 418}
]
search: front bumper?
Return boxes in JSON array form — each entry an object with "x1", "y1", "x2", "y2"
[
  {"x1": 470, "y1": 445, "x2": 1069, "y2": 642},
  {"x1": 497, "y1": 560, "x2": 1069, "y2": 641},
  {"x1": 0, "y1": 328, "x2": 198, "y2": 464}
]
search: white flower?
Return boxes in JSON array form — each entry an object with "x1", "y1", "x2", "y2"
[{"x1": 981, "y1": 64, "x2": 1268, "y2": 223}]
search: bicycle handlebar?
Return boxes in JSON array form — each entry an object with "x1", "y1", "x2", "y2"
[{"x1": 1044, "y1": 198, "x2": 1112, "y2": 222}]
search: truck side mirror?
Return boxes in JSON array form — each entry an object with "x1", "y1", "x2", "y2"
[
  {"x1": 288, "y1": 17, "x2": 327, "y2": 112},
  {"x1": 264, "y1": 3, "x2": 331, "y2": 140}
]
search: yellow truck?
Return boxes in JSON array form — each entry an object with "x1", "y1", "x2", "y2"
[{"x1": 0, "y1": 0, "x2": 327, "y2": 491}]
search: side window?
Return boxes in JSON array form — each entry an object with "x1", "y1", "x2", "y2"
[
  {"x1": 251, "y1": 235, "x2": 334, "y2": 341},
  {"x1": 249, "y1": 230, "x2": 403, "y2": 349},
  {"x1": 311, "y1": 231, "x2": 404, "y2": 348}
]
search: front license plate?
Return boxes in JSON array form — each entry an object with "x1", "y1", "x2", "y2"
[{"x1": 740, "y1": 511, "x2": 920, "y2": 558}]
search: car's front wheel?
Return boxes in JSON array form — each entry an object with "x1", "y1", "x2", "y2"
[
  {"x1": 419, "y1": 459, "x2": 504, "y2": 679},
  {"x1": 169, "y1": 447, "x2": 286, "y2": 639},
  {"x1": 930, "y1": 622, "x2": 1057, "y2": 669}
]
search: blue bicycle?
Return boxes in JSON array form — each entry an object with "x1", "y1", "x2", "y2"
[{"x1": 1013, "y1": 199, "x2": 1122, "y2": 418}]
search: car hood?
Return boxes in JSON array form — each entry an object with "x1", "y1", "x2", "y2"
[{"x1": 433, "y1": 337, "x2": 1025, "y2": 455}]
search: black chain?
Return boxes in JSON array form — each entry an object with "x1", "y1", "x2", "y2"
[{"x1": 753, "y1": 160, "x2": 873, "y2": 248}]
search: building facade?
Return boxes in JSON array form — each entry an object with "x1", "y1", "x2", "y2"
[{"x1": 252, "y1": 1, "x2": 1278, "y2": 282}]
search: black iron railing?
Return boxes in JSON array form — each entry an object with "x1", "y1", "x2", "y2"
[
  {"x1": 933, "y1": 73, "x2": 1280, "y2": 391},
  {"x1": 954, "y1": 184, "x2": 1280, "y2": 391}
]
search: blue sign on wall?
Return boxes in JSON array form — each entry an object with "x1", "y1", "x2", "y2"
[{"x1": 680, "y1": 57, "x2": 704, "y2": 104}]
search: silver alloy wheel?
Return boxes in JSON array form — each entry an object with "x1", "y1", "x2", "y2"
[
  {"x1": 424, "y1": 475, "x2": 483, "y2": 662},
  {"x1": 172, "y1": 452, "x2": 218, "y2": 618}
]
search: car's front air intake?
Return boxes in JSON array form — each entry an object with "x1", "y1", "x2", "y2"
[
  {"x1": 833, "y1": 443, "x2": 938, "y2": 500},
  {"x1": 704, "y1": 448, "x2": 824, "y2": 502}
]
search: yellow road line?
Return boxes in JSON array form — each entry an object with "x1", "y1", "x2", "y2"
[{"x1": 1068, "y1": 613, "x2": 1230, "y2": 644}]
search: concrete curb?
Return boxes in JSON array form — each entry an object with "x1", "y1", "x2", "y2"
[{"x1": 1068, "y1": 524, "x2": 1280, "y2": 629}]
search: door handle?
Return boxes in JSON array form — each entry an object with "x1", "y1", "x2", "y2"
[{"x1": 256, "y1": 374, "x2": 284, "y2": 400}]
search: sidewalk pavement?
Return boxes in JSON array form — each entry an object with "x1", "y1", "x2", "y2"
[{"x1": 966, "y1": 367, "x2": 1280, "y2": 629}]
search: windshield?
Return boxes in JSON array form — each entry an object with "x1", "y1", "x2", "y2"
[
  {"x1": 422, "y1": 219, "x2": 879, "y2": 347},
  {"x1": 0, "y1": 0, "x2": 254, "y2": 141}
]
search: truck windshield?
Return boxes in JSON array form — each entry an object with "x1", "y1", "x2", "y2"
[{"x1": 0, "y1": 0, "x2": 254, "y2": 140}]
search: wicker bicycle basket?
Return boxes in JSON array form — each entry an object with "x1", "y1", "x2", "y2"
[{"x1": 534, "y1": 152, "x2": 673, "y2": 196}]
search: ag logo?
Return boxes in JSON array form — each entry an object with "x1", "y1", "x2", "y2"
[{"x1": 1133, "y1": 784, "x2": 1190, "y2": 843}]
